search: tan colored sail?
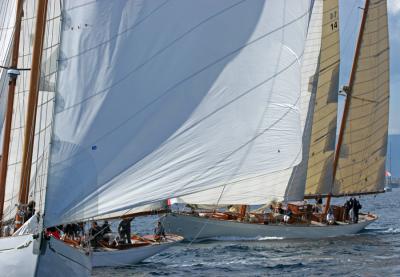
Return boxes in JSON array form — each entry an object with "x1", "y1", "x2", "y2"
[
  {"x1": 304, "y1": 0, "x2": 340, "y2": 195},
  {"x1": 334, "y1": 0, "x2": 389, "y2": 195}
]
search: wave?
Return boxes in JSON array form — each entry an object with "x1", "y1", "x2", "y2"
[
  {"x1": 364, "y1": 227, "x2": 400, "y2": 234},
  {"x1": 202, "y1": 236, "x2": 284, "y2": 241}
]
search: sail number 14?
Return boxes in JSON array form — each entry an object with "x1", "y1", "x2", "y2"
[{"x1": 331, "y1": 21, "x2": 338, "y2": 31}]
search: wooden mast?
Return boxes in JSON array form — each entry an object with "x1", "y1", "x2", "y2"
[
  {"x1": 15, "y1": 0, "x2": 49, "y2": 229},
  {"x1": 0, "y1": 0, "x2": 25, "y2": 229},
  {"x1": 324, "y1": 0, "x2": 370, "y2": 214}
]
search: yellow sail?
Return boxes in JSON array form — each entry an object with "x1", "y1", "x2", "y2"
[
  {"x1": 334, "y1": 0, "x2": 389, "y2": 195},
  {"x1": 304, "y1": 0, "x2": 340, "y2": 195}
]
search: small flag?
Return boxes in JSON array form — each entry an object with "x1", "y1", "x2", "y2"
[{"x1": 385, "y1": 170, "x2": 391, "y2": 177}]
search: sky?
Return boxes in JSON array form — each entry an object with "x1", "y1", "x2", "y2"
[{"x1": 339, "y1": 0, "x2": 400, "y2": 134}]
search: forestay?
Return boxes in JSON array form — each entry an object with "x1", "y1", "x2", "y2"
[
  {"x1": 44, "y1": 0, "x2": 312, "y2": 226},
  {"x1": 334, "y1": 0, "x2": 389, "y2": 195}
]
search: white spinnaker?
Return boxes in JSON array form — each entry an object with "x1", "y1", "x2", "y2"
[
  {"x1": 44, "y1": 0, "x2": 312, "y2": 226},
  {"x1": 176, "y1": 0, "x2": 322, "y2": 205}
]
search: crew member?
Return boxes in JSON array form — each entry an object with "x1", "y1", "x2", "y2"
[
  {"x1": 154, "y1": 221, "x2": 166, "y2": 241},
  {"x1": 89, "y1": 221, "x2": 102, "y2": 247},
  {"x1": 118, "y1": 217, "x2": 134, "y2": 244}
]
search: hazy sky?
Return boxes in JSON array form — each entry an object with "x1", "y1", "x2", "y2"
[{"x1": 339, "y1": 0, "x2": 400, "y2": 134}]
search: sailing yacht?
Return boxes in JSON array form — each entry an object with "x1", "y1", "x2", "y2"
[
  {"x1": 163, "y1": 0, "x2": 391, "y2": 241},
  {"x1": 0, "y1": 0, "x2": 334, "y2": 275}
]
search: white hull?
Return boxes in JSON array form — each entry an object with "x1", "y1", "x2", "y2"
[
  {"x1": 36, "y1": 237, "x2": 91, "y2": 277},
  {"x1": 0, "y1": 235, "x2": 39, "y2": 277},
  {"x1": 92, "y1": 235, "x2": 183, "y2": 267},
  {"x1": 0, "y1": 235, "x2": 90, "y2": 277},
  {"x1": 162, "y1": 213, "x2": 377, "y2": 241}
]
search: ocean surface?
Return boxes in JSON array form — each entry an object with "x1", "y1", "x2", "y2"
[{"x1": 92, "y1": 188, "x2": 400, "y2": 277}]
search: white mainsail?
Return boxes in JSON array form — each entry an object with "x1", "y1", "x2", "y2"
[
  {"x1": 334, "y1": 0, "x2": 390, "y2": 195},
  {"x1": 43, "y1": 0, "x2": 313, "y2": 226}
]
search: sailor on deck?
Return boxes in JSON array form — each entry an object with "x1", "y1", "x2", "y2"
[
  {"x1": 118, "y1": 217, "x2": 134, "y2": 244},
  {"x1": 89, "y1": 221, "x2": 103, "y2": 247},
  {"x1": 326, "y1": 208, "x2": 335, "y2": 225},
  {"x1": 353, "y1": 198, "x2": 362, "y2": 223},
  {"x1": 154, "y1": 221, "x2": 166, "y2": 241},
  {"x1": 26, "y1": 200, "x2": 36, "y2": 221}
]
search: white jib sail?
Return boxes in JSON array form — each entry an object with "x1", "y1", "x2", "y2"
[{"x1": 44, "y1": 0, "x2": 312, "y2": 226}]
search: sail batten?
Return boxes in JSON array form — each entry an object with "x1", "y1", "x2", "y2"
[
  {"x1": 43, "y1": 0, "x2": 313, "y2": 226},
  {"x1": 334, "y1": 0, "x2": 389, "y2": 196}
]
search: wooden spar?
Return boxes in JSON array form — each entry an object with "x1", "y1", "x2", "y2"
[
  {"x1": 15, "y1": 0, "x2": 49, "y2": 229},
  {"x1": 95, "y1": 209, "x2": 170, "y2": 221},
  {"x1": 305, "y1": 189, "x2": 385, "y2": 199},
  {"x1": 324, "y1": 0, "x2": 370, "y2": 214},
  {"x1": 0, "y1": 0, "x2": 24, "y2": 228}
]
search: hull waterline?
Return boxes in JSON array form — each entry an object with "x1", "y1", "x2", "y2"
[{"x1": 162, "y1": 213, "x2": 377, "y2": 241}]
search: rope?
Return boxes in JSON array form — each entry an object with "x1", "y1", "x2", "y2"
[{"x1": 47, "y1": 240, "x2": 91, "y2": 271}]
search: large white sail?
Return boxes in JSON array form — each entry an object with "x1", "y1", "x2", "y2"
[
  {"x1": 175, "y1": 0, "x2": 323, "y2": 205},
  {"x1": 44, "y1": 0, "x2": 312, "y2": 226},
  {"x1": 334, "y1": 0, "x2": 390, "y2": 195}
]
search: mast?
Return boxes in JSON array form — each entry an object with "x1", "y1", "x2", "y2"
[
  {"x1": 325, "y1": 0, "x2": 370, "y2": 213},
  {"x1": 15, "y1": 0, "x2": 48, "y2": 229},
  {"x1": 0, "y1": 0, "x2": 24, "y2": 228}
]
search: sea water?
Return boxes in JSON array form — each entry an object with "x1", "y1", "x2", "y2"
[{"x1": 92, "y1": 188, "x2": 400, "y2": 276}]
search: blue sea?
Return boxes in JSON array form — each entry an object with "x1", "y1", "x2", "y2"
[{"x1": 92, "y1": 187, "x2": 400, "y2": 277}]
